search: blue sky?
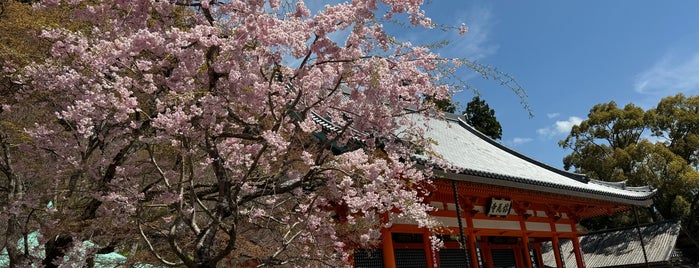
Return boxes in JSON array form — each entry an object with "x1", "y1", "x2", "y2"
[{"x1": 403, "y1": 1, "x2": 699, "y2": 169}]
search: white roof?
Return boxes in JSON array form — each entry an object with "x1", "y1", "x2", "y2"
[{"x1": 408, "y1": 113, "x2": 655, "y2": 206}]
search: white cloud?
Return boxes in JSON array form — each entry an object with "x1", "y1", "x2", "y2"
[
  {"x1": 634, "y1": 52, "x2": 699, "y2": 95},
  {"x1": 399, "y1": 3, "x2": 497, "y2": 62},
  {"x1": 452, "y1": 6, "x2": 498, "y2": 60},
  {"x1": 546, "y1": 113, "x2": 560, "y2": 119},
  {"x1": 444, "y1": 4, "x2": 498, "y2": 61},
  {"x1": 510, "y1": 137, "x2": 533, "y2": 145},
  {"x1": 537, "y1": 116, "x2": 583, "y2": 139}
]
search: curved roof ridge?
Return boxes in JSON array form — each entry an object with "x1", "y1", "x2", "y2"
[
  {"x1": 587, "y1": 179, "x2": 654, "y2": 192},
  {"x1": 623, "y1": 185, "x2": 655, "y2": 192},
  {"x1": 452, "y1": 116, "x2": 590, "y2": 183},
  {"x1": 590, "y1": 179, "x2": 626, "y2": 187}
]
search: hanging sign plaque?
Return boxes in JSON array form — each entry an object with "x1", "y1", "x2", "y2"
[{"x1": 487, "y1": 198, "x2": 511, "y2": 217}]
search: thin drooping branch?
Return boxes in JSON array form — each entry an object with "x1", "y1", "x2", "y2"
[
  {"x1": 168, "y1": 217, "x2": 196, "y2": 267},
  {"x1": 192, "y1": 189, "x2": 231, "y2": 233},
  {"x1": 137, "y1": 221, "x2": 184, "y2": 267}
]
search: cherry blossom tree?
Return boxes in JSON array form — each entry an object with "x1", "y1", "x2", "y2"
[
  {"x1": 1, "y1": 1, "x2": 96, "y2": 266},
  {"x1": 0, "y1": 0, "x2": 518, "y2": 267}
]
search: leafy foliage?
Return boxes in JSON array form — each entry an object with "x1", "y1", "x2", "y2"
[
  {"x1": 560, "y1": 95, "x2": 699, "y2": 257},
  {"x1": 463, "y1": 96, "x2": 502, "y2": 140},
  {"x1": 649, "y1": 94, "x2": 699, "y2": 167},
  {"x1": 423, "y1": 95, "x2": 503, "y2": 140},
  {"x1": 560, "y1": 101, "x2": 648, "y2": 181}
]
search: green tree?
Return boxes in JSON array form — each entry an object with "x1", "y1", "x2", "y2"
[
  {"x1": 559, "y1": 101, "x2": 647, "y2": 181},
  {"x1": 647, "y1": 94, "x2": 699, "y2": 251},
  {"x1": 463, "y1": 96, "x2": 502, "y2": 140},
  {"x1": 649, "y1": 94, "x2": 699, "y2": 167},
  {"x1": 628, "y1": 141, "x2": 699, "y2": 221},
  {"x1": 559, "y1": 96, "x2": 699, "y2": 259}
]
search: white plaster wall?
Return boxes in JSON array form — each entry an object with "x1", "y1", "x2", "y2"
[
  {"x1": 555, "y1": 223, "x2": 572, "y2": 232},
  {"x1": 472, "y1": 219, "x2": 521, "y2": 230},
  {"x1": 434, "y1": 216, "x2": 464, "y2": 227},
  {"x1": 525, "y1": 222, "x2": 550, "y2": 232}
]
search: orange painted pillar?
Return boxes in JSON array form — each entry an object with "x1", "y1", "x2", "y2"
[
  {"x1": 552, "y1": 236, "x2": 563, "y2": 268},
  {"x1": 520, "y1": 220, "x2": 533, "y2": 268},
  {"x1": 423, "y1": 231, "x2": 435, "y2": 268},
  {"x1": 572, "y1": 235, "x2": 585, "y2": 268},
  {"x1": 533, "y1": 243, "x2": 544, "y2": 267},
  {"x1": 481, "y1": 240, "x2": 493, "y2": 268},
  {"x1": 549, "y1": 220, "x2": 563, "y2": 268},
  {"x1": 521, "y1": 235, "x2": 533, "y2": 268},
  {"x1": 382, "y1": 228, "x2": 396, "y2": 268}
]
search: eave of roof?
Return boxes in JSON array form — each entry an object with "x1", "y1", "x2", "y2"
[{"x1": 407, "y1": 113, "x2": 656, "y2": 206}]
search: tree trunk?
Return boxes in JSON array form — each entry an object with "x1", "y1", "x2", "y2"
[
  {"x1": 2, "y1": 135, "x2": 26, "y2": 267},
  {"x1": 42, "y1": 235, "x2": 74, "y2": 268},
  {"x1": 193, "y1": 224, "x2": 220, "y2": 268},
  {"x1": 5, "y1": 216, "x2": 22, "y2": 268}
]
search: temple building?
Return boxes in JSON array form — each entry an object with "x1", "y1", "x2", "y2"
[{"x1": 353, "y1": 113, "x2": 656, "y2": 268}]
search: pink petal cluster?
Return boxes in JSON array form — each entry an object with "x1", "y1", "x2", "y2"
[{"x1": 0, "y1": 0, "x2": 477, "y2": 266}]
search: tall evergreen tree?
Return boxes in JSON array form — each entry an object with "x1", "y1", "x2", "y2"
[{"x1": 463, "y1": 96, "x2": 502, "y2": 140}]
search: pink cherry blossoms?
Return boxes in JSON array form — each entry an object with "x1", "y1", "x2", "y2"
[{"x1": 0, "y1": 0, "x2": 486, "y2": 267}]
